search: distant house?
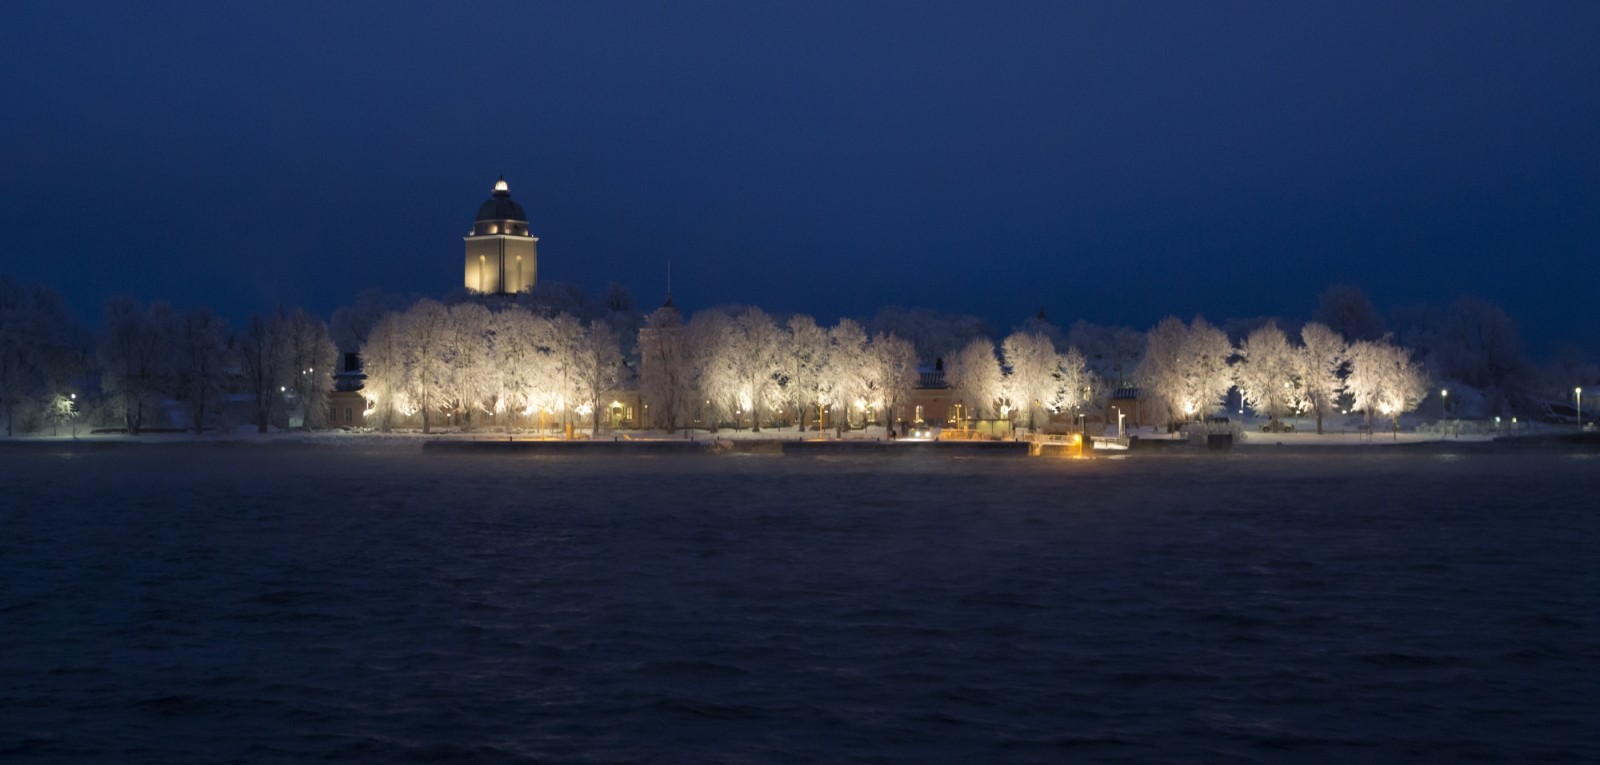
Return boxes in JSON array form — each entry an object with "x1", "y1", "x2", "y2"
[{"x1": 1106, "y1": 387, "x2": 1150, "y2": 429}]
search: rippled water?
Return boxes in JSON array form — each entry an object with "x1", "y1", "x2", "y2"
[{"x1": 2, "y1": 444, "x2": 1596, "y2": 763}]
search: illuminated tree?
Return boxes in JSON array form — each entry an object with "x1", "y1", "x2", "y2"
[
  {"x1": 1136, "y1": 316, "x2": 1233, "y2": 425},
  {"x1": 572, "y1": 320, "x2": 623, "y2": 436},
  {"x1": 823, "y1": 318, "x2": 872, "y2": 430},
  {"x1": 868, "y1": 332, "x2": 919, "y2": 432},
  {"x1": 1001, "y1": 330, "x2": 1062, "y2": 432},
  {"x1": 1347, "y1": 337, "x2": 1429, "y2": 436},
  {"x1": 446, "y1": 302, "x2": 496, "y2": 429},
  {"x1": 782, "y1": 314, "x2": 829, "y2": 431},
  {"x1": 358, "y1": 312, "x2": 406, "y2": 431},
  {"x1": 946, "y1": 337, "x2": 1004, "y2": 422},
  {"x1": 1296, "y1": 322, "x2": 1348, "y2": 434},
  {"x1": 400, "y1": 299, "x2": 452, "y2": 434},
  {"x1": 1232, "y1": 320, "x2": 1301, "y2": 424}
]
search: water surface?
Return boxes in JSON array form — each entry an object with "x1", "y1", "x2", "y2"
[{"x1": 2, "y1": 445, "x2": 1596, "y2": 763}]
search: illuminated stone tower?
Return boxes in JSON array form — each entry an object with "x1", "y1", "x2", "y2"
[{"x1": 464, "y1": 177, "x2": 538, "y2": 294}]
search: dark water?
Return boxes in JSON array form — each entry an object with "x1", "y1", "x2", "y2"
[{"x1": 2, "y1": 444, "x2": 1596, "y2": 763}]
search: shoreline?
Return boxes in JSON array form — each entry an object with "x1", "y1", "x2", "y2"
[{"x1": 3, "y1": 430, "x2": 1596, "y2": 457}]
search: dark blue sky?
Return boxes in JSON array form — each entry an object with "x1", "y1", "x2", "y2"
[{"x1": 2, "y1": 2, "x2": 1596, "y2": 354}]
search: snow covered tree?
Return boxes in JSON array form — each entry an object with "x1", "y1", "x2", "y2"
[
  {"x1": 945, "y1": 337, "x2": 1004, "y2": 422},
  {"x1": 868, "y1": 332, "x2": 919, "y2": 432},
  {"x1": 358, "y1": 312, "x2": 406, "y2": 431},
  {"x1": 98, "y1": 298, "x2": 175, "y2": 435},
  {"x1": 1434, "y1": 296, "x2": 1525, "y2": 408},
  {"x1": 447, "y1": 302, "x2": 496, "y2": 429},
  {"x1": 572, "y1": 320, "x2": 623, "y2": 436},
  {"x1": 782, "y1": 314, "x2": 829, "y2": 431},
  {"x1": 0, "y1": 278, "x2": 83, "y2": 436},
  {"x1": 1136, "y1": 316, "x2": 1233, "y2": 425},
  {"x1": 1232, "y1": 320, "x2": 1302, "y2": 424},
  {"x1": 1347, "y1": 337, "x2": 1429, "y2": 436},
  {"x1": 1056, "y1": 346, "x2": 1096, "y2": 421},
  {"x1": 401, "y1": 299, "x2": 453, "y2": 434},
  {"x1": 278, "y1": 308, "x2": 338, "y2": 430},
  {"x1": 172, "y1": 308, "x2": 229, "y2": 434},
  {"x1": 1067, "y1": 321, "x2": 1144, "y2": 389},
  {"x1": 1296, "y1": 322, "x2": 1348, "y2": 434},
  {"x1": 687, "y1": 309, "x2": 736, "y2": 429},
  {"x1": 868, "y1": 306, "x2": 992, "y2": 364},
  {"x1": 638, "y1": 305, "x2": 692, "y2": 431},
  {"x1": 491, "y1": 306, "x2": 543, "y2": 428},
  {"x1": 238, "y1": 313, "x2": 284, "y2": 433},
  {"x1": 729, "y1": 307, "x2": 785, "y2": 431},
  {"x1": 823, "y1": 318, "x2": 872, "y2": 430},
  {"x1": 1001, "y1": 330, "x2": 1062, "y2": 432}
]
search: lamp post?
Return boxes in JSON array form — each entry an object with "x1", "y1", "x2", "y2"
[
  {"x1": 1440, "y1": 388, "x2": 1448, "y2": 421},
  {"x1": 1578, "y1": 387, "x2": 1584, "y2": 428}
]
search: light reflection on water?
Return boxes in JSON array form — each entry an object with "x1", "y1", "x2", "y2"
[{"x1": 1, "y1": 445, "x2": 1596, "y2": 763}]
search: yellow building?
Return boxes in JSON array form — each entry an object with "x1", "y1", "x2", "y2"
[{"x1": 464, "y1": 177, "x2": 538, "y2": 294}]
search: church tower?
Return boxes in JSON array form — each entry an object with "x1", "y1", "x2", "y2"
[{"x1": 464, "y1": 177, "x2": 538, "y2": 294}]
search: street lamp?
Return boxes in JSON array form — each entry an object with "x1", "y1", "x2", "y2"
[
  {"x1": 1440, "y1": 388, "x2": 1448, "y2": 420},
  {"x1": 1578, "y1": 387, "x2": 1584, "y2": 427}
]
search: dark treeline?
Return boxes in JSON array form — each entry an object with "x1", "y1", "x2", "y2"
[{"x1": 0, "y1": 273, "x2": 1594, "y2": 437}]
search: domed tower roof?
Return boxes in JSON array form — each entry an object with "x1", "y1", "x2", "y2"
[{"x1": 475, "y1": 177, "x2": 527, "y2": 222}]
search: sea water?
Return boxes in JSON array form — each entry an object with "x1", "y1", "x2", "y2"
[{"x1": 1, "y1": 444, "x2": 1596, "y2": 763}]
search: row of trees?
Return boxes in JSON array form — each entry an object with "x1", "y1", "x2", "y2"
[
  {"x1": 1137, "y1": 316, "x2": 1427, "y2": 432},
  {"x1": 355, "y1": 300, "x2": 923, "y2": 434},
  {"x1": 1, "y1": 275, "x2": 336, "y2": 435},
  {"x1": 3, "y1": 275, "x2": 1592, "y2": 436},
  {"x1": 360, "y1": 299, "x2": 622, "y2": 434},
  {"x1": 635, "y1": 306, "x2": 919, "y2": 433}
]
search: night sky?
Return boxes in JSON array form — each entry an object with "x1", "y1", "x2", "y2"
[{"x1": 2, "y1": 2, "x2": 1596, "y2": 354}]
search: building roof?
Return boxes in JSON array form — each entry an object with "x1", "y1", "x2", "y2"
[{"x1": 475, "y1": 177, "x2": 527, "y2": 222}]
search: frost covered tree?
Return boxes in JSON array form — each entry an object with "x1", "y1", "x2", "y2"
[
  {"x1": 172, "y1": 308, "x2": 229, "y2": 434},
  {"x1": 1056, "y1": 346, "x2": 1096, "y2": 421},
  {"x1": 358, "y1": 312, "x2": 406, "y2": 431},
  {"x1": 278, "y1": 308, "x2": 338, "y2": 430},
  {"x1": 1001, "y1": 330, "x2": 1062, "y2": 432},
  {"x1": 946, "y1": 337, "x2": 1004, "y2": 422},
  {"x1": 98, "y1": 298, "x2": 175, "y2": 435},
  {"x1": 868, "y1": 306, "x2": 991, "y2": 364},
  {"x1": 1296, "y1": 322, "x2": 1348, "y2": 434},
  {"x1": 868, "y1": 332, "x2": 919, "y2": 432},
  {"x1": 1067, "y1": 321, "x2": 1144, "y2": 389},
  {"x1": 1434, "y1": 296, "x2": 1525, "y2": 407},
  {"x1": 686, "y1": 309, "x2": 736, "y2": 429},
  {"x1": 446, "y1": 302, "x2": 496, "y2": 429},
  {"x1": 572, "y1": 321, "x2": 623, "y2": 435},
  {"x1": 490, "y1": 306, "x2": 542, "y2": 428},
  {"x1": 729, "y1": 307, "x2": 785, "y2": 431},
  {"x1": 1347, "y1": 337, "x2": 1429, "y2": 436},
  {"x1": 782, "y1": 315, "x2": 829, "y2": 431},
  {"x1": 238, "y1": 313, "x2": 284, "y2": 433},
  {"x1": 1135, "y1": 316, "x2": 1233, "y2": 425},
  {"x1": 824, "y1": 319, "x2": 872, "y2": 430},
  {"x1": 638, "y1": 305, "x2": 693, "y2": 432},
  {"x1": 0, "y1": 278, "x2": 84, "y2": 436},
  {"x1": 400, "y1": 299, "x2": 453, "y2": 434},
  {"x1": 1232, "y1": 320, "x2": 1301, "y2": 424}
]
